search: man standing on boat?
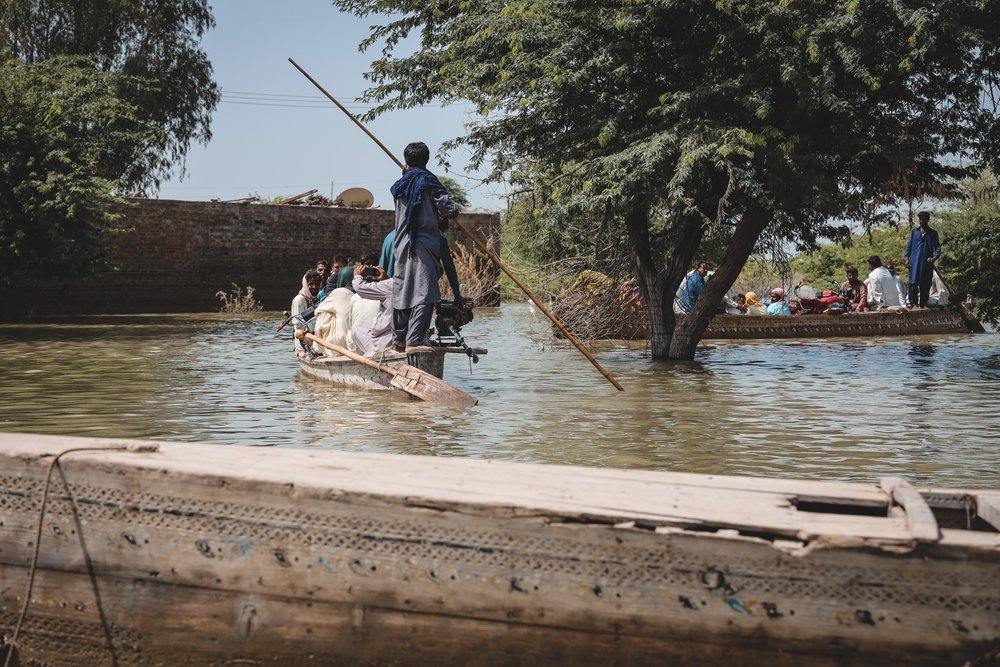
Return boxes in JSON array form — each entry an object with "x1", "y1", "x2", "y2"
[
  {"x1": 390, "y1": 142, "x2": 460, "y2": 352},
  {"x1": 904, "y1": 211, "x2": 942, "y2": 309}
]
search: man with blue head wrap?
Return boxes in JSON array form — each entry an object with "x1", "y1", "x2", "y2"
[{"x1": 390, "y1": 142, "x2": 460, "y2": 351}]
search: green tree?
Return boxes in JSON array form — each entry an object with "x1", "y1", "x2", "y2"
[
  {"x1": 936, "y1": 172, "x2": 1000, "y2": 326},
  {"x1": 792, "y1": 225, "x2": 912, "y2": 289},
  {"x1": 0, "y1": 56, "x2": 159, "y2": 290},
  {"x1": 439, "y1": 175, "x2": 471, "y2": 209},
  {"x1": 334, "y1": 0, "x2": 1000, "y2": 359},
  {"x1": 1, "y1": 0, "x2": 220, "y2": 191}
]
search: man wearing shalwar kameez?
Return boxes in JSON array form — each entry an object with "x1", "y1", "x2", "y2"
[
  {"x1": 904, "y1": 211, "x2": 942, "y2": 309},
  {"x1": 390, "y1": 142, "x2": 460, "y2": 351}
]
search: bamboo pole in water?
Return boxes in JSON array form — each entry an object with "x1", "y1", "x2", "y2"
[{"x1": 288, "y1": 58, "x2": 624, "y2": 392}]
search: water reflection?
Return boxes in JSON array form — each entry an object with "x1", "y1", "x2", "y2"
[{"x1": 0, "y1": 306, "x2": 998, "y2": 489}]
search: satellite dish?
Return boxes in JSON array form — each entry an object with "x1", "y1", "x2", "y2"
[{"x1": 336, "y1": 187, "x2": 374, "y2": 208}]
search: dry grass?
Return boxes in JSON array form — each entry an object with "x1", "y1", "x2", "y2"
[
  {"x1": 441, "y1": 242, "x2": 501, "y2": 306},
  {"x1": 215, "y1": 284, "x2": 263, "y2": 313},
  {"x1": 549, "y1": 273, "x2": 650, "y2": 343}
]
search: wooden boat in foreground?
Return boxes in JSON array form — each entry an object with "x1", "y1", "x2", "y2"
[
  {"x1": 556, "y1": 306, "x2": 980, "y2": 341},
  {"x1": 1, "y1": 433, "x2": 998, "y2": 666}
]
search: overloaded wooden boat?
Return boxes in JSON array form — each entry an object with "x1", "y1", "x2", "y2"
[
  {"x1": 1, "y1": 433, "x2": 997, "y2": 666},
  {"x1": 296, "y1": 346, "x2": 445, "y2": 390},
  {"x1": 555, "y1": 306, "x2": 981, "y2": 341}
]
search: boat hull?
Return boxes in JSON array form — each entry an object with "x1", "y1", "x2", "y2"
[
  {"x1": 0, "y1": 433, "x2": 997, "y2": 666},
  {"x1": 557, "y1": 307, "x2": 976, "y2": 341},
  {"x1": 297, "y1": 348, "x2": 445, "y2": 390}
]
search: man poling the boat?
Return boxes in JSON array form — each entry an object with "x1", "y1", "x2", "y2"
[
  {"x1": 390, "y1": 141, "x2": 460, "y2": 354},
  {"x1": 287, "y1": 58, "x2": 624, "y2": 392}
]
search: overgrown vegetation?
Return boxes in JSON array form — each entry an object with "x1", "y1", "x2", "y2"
[
  {"x1": 333, "y1": 0, "x2": 1000, "y2": 359},
  {"x1": 216, "y1": 284, "x2": 263, "y2": 314},
  {"x1": 2, "y1": 0, "x2": 220, "y2": 192},
  {"x1": 0, "y1": 57, "x2": 159, "y2": 285},
  {"x1": 1, "y1": 1, "x2": 218, "y2": 309},
  {"x1": 936, "y1": 172, "x2": 1000, "y2": 326},
  {"x1": 439, "y1": 242, "x2": 500, "y2": 306}
]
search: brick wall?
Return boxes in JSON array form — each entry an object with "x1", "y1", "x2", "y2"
[{"x1": 3, "y1": 199, "x2": 500, "y2": 318}]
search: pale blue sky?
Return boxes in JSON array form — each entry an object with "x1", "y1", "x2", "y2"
[{"x1": 157, "y1": 0, "x2": 505, "y2": 211}]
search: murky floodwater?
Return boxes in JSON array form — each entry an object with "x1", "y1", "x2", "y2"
[{"x1": 0, "y1": 304, "x2": 997, "y2": 489}]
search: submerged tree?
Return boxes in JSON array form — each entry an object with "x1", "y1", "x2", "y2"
[
  {"x1": 1, "y1": 0, "x2": 220, "y2": 191},
  {"x1": 334, "y1": 0, "x2": 1000, "y2": 359}
]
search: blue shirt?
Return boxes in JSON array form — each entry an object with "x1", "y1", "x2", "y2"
[
  {"x1": 681, "y1": 271, "x2": 705, "y2": 312},
  {"x1": 767, "y1": 300, "x2": 791, "y2": 316}
]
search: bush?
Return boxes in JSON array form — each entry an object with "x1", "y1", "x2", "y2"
[{"x1": 215, "y1": 284, "x2": 263, "y2": 313}]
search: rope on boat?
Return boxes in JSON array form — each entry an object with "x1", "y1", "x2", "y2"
[{"x1": 2, "y1": 443, "x2": 159, "y2": 667}]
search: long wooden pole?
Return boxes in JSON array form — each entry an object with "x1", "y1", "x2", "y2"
[{"x1": 289, "y1": 58, "x2": 624, "y2": 391}]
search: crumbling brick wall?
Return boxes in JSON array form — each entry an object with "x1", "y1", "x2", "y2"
[{"x1": 2, "y1": 198, "x2": 500, "y2": 318}]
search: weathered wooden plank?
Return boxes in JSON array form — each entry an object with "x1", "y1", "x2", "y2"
[
  {"x1": 977, "y1": 494, "x2": 1000, "y2": 532},
  {"x1": 0, "y1": 433, "x2": 963, "y2": 543},
  {"x1": 0, "y1": 433, "x2": 998, "y2": 667},
  {"x1": 880, "y1": 477, "x2": 942, "y2": 542}
]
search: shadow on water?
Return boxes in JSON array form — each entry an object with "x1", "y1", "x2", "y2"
[{"x1": 1, "y1": 305, "x2": 998, "y2": 489}]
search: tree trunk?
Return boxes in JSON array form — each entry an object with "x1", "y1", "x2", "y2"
[
  {"x1": 668, "y1": 204, "x2": 770, "y2": 359},
  {"x1": 625, "y1": 205, "x2": 705, "y2": 360},
  {"x1": 624, "y1": 205, "x2": 670, "y2": 357}
]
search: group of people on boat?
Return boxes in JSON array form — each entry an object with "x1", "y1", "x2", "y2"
[
  {"x1": 290, "y1": 142, "x2": 466, "y2": 358},
  {"x1": 674, "y1": 211, "x2": 947, "y2": 317}
]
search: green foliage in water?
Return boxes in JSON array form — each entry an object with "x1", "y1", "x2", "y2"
[
  {"x1": 0, "y1": 56, "x2": 160, "y2": 285},
  {"x1": 333, "y1": 0, "x2": 1000, "y2": 357}
]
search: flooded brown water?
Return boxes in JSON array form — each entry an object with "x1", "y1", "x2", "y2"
[{"x1": 1, "y1": 304, "x2": 997, "y2": 489}]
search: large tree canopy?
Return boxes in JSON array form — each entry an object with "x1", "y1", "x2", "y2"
[
  {"x1": 0, "y1": 56, "x2": 160, "y2": 290},
  {"x1": 1, "y1": 0, "x2": 220, "y2": 191},
  {"x1": 335, "y1": 0, "x2": 1000, "y2": 358}
]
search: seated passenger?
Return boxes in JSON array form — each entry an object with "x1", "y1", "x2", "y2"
[
  {"x1": 314, "y1": 259, "x2": 332, "y2": 299},
  {"x1": 866, "y1": 255, "x2": 907, "y2": 311},
  {"x1": 842, "y1": 267, "x2": 869, "y2": 312},
  {"x1": 291, "y1": 269, "x2": 322, "y2": 352},
  {"x1": 351, "y1": 263, "x2": 398, "y2": 358},
  {"x1": 885, "y1": 261, "x2": 909, "y2": 307},
  {"x1": 674, "y1": 262, "x2": 709, "y2": 314},
  {"x1": 723, "y1": 292, "x2": 748, "y2": 315},
  {"x1": 743, "y1": 291, "x2": 768, "y2": 315},
  {"x1": 334, "y1": 255, "x2": 356, "y2": 293},
  {"x1": 766, "y1": 288, "x2": 791, "y2": 316}
]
